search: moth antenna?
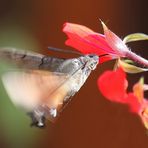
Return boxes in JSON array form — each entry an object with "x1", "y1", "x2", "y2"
[{"x1": 48, "y1": 46, "x2": 83, "y2": 56}]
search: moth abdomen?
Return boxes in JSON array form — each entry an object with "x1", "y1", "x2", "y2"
[{"x1": 28, "y1": 113, "x2": 46, "y2": 128}]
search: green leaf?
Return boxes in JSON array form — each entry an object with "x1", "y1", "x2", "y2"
[
  {"x1": 123, "y1": 33, "x2": 148, "y2": 43},
  {"x1": 118, "y1": 59, "x2": 148, "y2": 73}
]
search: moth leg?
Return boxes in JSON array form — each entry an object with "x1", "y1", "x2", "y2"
[
  {"x1": 27, "y1": 109, "x2": 46, "y2": 128},
  {"x1": 49, "y1": 108, "x2": 57, "y2": 117},
  {"x1": 28, "y1": 106, "x2": 58, "y2": 127}
]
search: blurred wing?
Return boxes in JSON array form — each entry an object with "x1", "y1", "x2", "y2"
[
  {"x1": 0, "y1": 48, "x2": 65, "y2": 70},
  {"x1": 2, "y1": 70, "x2": 72, "y2": 111},
  {"x1": 0, "y1": 48, "x2": 85, "y2": 124}
]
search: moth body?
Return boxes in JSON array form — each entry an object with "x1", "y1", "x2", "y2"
[{"x1": 0, "y1": 48, "x2": 99, "y2": 127}]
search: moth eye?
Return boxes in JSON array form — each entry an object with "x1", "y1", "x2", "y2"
[{"x1": 89, "y1": 62, "x2": 97, "y2": 70}]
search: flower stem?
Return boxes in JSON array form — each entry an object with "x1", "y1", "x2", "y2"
[{"x1": 126, "y1": 51, "x2": 148, "y2": 67}]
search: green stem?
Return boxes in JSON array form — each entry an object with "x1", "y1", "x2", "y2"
[{"x1": 125, "y1": 51, "x2": 148, "y2": 67}]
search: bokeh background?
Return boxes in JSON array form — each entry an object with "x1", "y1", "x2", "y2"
[{"x1": 0, "y1": 0, "x2": 148, "y2": 148}]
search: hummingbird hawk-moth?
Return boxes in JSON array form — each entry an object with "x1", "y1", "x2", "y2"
[{"x1": 0, "y1": 47, "x2": 99, "y2": 127}]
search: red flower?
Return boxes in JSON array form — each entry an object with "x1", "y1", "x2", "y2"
[
  {"x1": 62, "y1": 21, "x2": 148, "y2": 128},
  {"x1": 63, "y1": 22, "x2": 130, "y2": 63},
  {"x1": 97, "y1": 68, "x2": 128, "y2": 103},
  {"x1": 98, "y1": 68, "x2": 148, "y2": 129}
]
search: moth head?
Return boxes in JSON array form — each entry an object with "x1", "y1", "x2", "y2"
[{"x1": 81, "y1": 54, "x2": 99, "y2": 70}]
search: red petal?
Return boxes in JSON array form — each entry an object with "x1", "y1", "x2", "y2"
[
  {"x1": 63, "y1": 23, "x2": 114, "y2": 63},
  {"x1": 101, "y1": 21, "x2": 129, "y2": 56},
  {"x1": 125, "y1": 93, "x2": 141, "y2": 113},
  {"x1": 98, "y1": 68, "x2": 128, "y2": 103}
]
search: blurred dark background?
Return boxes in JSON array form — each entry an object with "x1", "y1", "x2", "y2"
[{"x1": 0, "y1": 0, "x2": 148, "y2": 148}]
